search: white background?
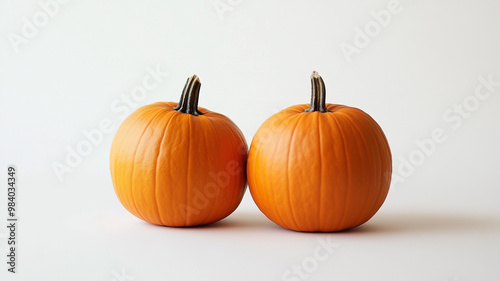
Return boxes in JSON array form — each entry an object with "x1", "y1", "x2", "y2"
[{"x1": 1, "y1": 0, "x2": 500, "y2": 280}]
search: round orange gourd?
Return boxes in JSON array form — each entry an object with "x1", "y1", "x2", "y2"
[
  {"x1": 110, "y1": 75, "x2": 247, "y2": 227},
  {"x1": 247, "y1": 71, "x2": 392, "y2": 232}
]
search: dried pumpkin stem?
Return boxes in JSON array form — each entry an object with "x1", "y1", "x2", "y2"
[
  {"x1": 305, "y1": 71, "x2": 331, "y2": 113},
  {"x1": 174, "y1": 75, "x2": 203, "y2": 116},
  {"x1": 174, "y1": 76, "x2": 192, "y2": 110}
]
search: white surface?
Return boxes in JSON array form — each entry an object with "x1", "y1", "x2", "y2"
[{"x1": 1, "y1": 0, "x2": 500, "y2": 280}]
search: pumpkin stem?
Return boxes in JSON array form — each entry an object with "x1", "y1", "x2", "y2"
[
  {"x1": 305, "y1": 71, "x2": 331, "y2": 113},
  {"x1": 174, "y1": 76, "x2": 192, "y2": 111},
  {"x1": 174, "y1": 75, "x2": 203, "y2": 116}
]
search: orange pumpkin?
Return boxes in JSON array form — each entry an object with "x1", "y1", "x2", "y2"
[
  {"x1": 247, "y1": 71, "x2": 392, "y2": 232},
  {"x1": 110, "y1": 75, "x2": 247, "y2": 227}
]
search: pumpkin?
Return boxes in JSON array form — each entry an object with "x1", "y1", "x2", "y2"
[
  {"x1": 110, "y1": 75, "x2": 247, "y2": 227},
  {"x1": 247, "y1": 71, "x2": 392, "y2": 232}
]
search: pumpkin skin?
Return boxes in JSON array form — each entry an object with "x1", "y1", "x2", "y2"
[
  {"x1": 247, "y1": 72, "x2": 391, "y2": 232},
  {"x1": 110, "y1": 75, "x2": 247, "y2": 227}
]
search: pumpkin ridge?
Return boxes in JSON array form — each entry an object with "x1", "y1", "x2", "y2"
[
  {"x1": 373, "y1": 123, "x2": 391, "y2": 220},
  {"x1": 249, "y1": 113, "x2": 291, "y2": 225},
  {"x1": 359, "y1": 113, "x2": 387, "y2": 222},
  {"x1": 357, "y1": 112, "x2": 391, "y2": 219},
  {"x1": 341, "y1": 112, "x2": 375, "y2": 227},
  {"x1": 261, "y1": 114, "x2": 296, "y2": 228},
  {"x1": 136, "y1": 108, "x2": 174, "y2": 224},
  {"x1": 111, "y1": 106, "x2": 157, "y2": 216},
  {"x1": 362, "y1": 115, "x2": 385, "y2": 223},
  {"x1": 129, "y1": 108, "x2": 166, "y2": 222},
  {"x1": 285, "y1": 112, "x2": 309, "y2": 230},
  {"x1": 316, "y1": 113, "x2": 323, "y2": 230},
  {"x1": 153, "y1": 112, "x2": 177, "y2": 225},
  {"x1": 185, "y1": 115, "x2": 192, "y2": 226},
  {"x1": 262, "y1": 119, "x2": 288, "y2": 228},
  {"x1": 197, "y1": 115, "x2": 247, "y2": 225},
  {"x1": 216, "y1": 118, "x2": 248, "y2": 214},
  {"x1": 330, "y1": 113, "x2": 351, "y2": 231},
  {"x1": 323, "y1": 114, "x2": 343, "y2": 230},
  {"x1": 199, "y1": 116, "x2": 220, "y2": 225}
]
